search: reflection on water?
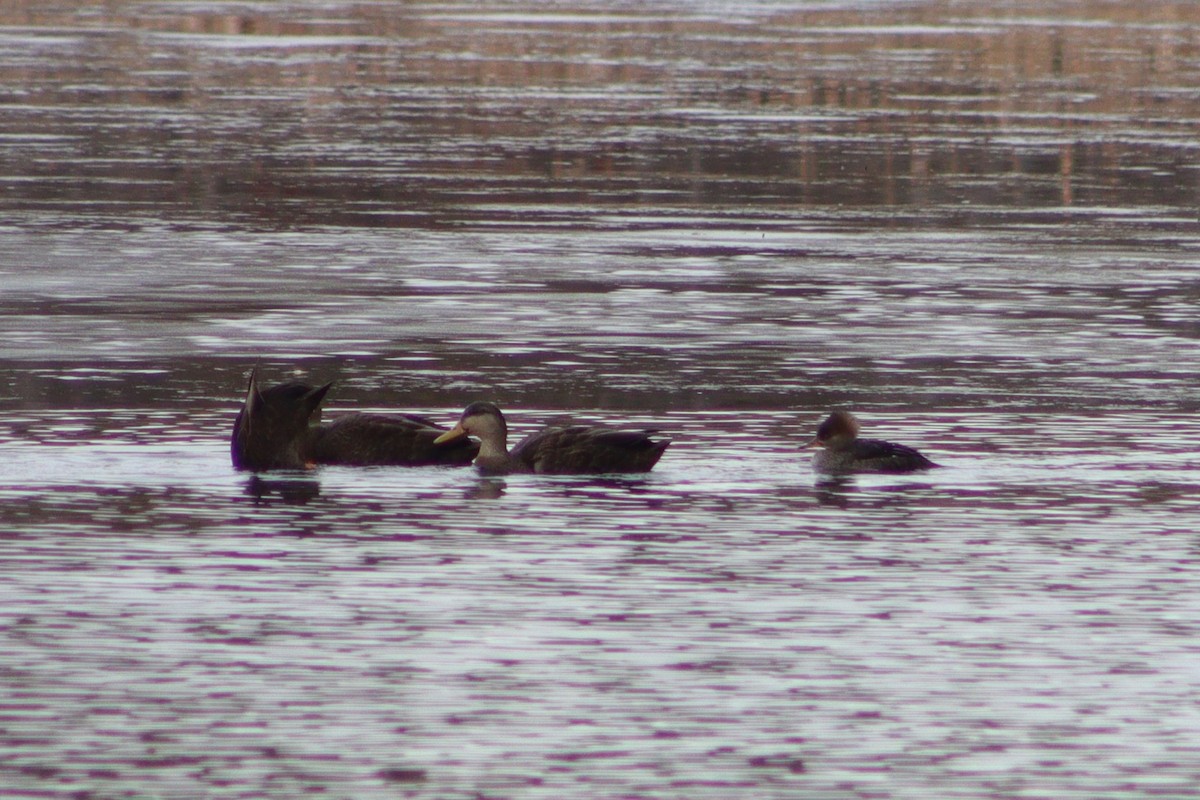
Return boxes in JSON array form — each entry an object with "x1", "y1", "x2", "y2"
[
  {"x1": 243, "y1": 474, "x2": 322, "y2": 506},
  {"x1": 5, "y1": 0, "x2": 1200, "y2": 797},
  {"x1": 5, "y1": 0, "x2": 1200, "y2": 219}
]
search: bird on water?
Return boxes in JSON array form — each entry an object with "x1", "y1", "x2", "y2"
[
  {"x1": 230, "y1": 370, "x2": 330, "y2": 471},
  {"x1": 804, "y1": 410, "x2": 938, "y2": 474},
  {"x1": 231, "y1": 368, "x2": 478, "y2": 471},
  {"x1": 434, "y1": 401, "x2": 670, "y2": 475}
]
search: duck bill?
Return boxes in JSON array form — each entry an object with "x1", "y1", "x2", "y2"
[
  {"x1": 802, "y1": 436, "x2": 824, "y2": 449},
  {"x1": 434, "y1": 423, "x2": 468, "y2": 444}
]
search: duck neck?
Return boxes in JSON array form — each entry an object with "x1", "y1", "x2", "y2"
[{"x1": 473, "y1": 432, "x2": 513, "y2": 474}]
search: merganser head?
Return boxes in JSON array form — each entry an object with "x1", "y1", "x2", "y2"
[{"x1": 805, "y1": 410, "x2": 860, "y2": 450}]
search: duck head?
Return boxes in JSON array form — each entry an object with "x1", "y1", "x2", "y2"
[
  {"x1": 434, "y1": 401, "x2": 508, "y2": 447},
  {"x1": 804, "y1": 410, "x2": 861, "y2": 451}
]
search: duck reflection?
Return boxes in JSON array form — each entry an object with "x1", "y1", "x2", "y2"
[
  {"x1": 810, "y1": 473, "x2": 941, "y2": 512},
  {"x1": 243, "y1": 474, "x2": 322, "y2": 506},
  {"x1": 812, "y1": 475, "x2": 857, "y2": 509},
  {"x1": 465, "y1": 476, "x2": 507, "y2": 500}
]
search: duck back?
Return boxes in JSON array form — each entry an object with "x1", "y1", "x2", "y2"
[
  {"x1": 510, "y1": 426, "x2": 670, "y2": 475},
  {"x1": 815, "y1": 437, "x2": 938, "y2": 474},
  {"x1": 311, "y1": 413, "x2": 478, "y2": 467}
]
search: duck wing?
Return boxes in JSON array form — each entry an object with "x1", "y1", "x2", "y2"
[
  {"x1": 850, "y1": 437, "x2": 938, "y2": 473},
  {"x1": 312, "y1": 413, "x2": 478, "y2": 467},
  {"x1": 510, "y1": 426, "x2": 670, "y2": 474}
]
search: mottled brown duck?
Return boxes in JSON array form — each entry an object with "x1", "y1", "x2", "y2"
[
  {"x1": 434, "y1": 401, "x2": 670, "y2": 475},
  {"x1": 230, "y1": 368, "x2": 330, "y2": 471},
  {"x1": 231, "y1": 369, "x2": 478, "y2": 471}
]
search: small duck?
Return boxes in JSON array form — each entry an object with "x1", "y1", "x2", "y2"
[
  {"x1": 231, "y1": 369, "x2": 478, "y2": 471},
  {"x1": 434, "y1": 401, "x2": 670, "y2": 475},
  {"x1": 805, "y1": 410, "x2": 938, "y2": 474}
]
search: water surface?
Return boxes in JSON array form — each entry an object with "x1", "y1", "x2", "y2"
[{"x1": 3, "y1": 1, "x2": 1200, "y2": 798}]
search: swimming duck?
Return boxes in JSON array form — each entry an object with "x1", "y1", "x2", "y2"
[
  {"x1": 310, "y1": 411, "x2": 478, "y2": 467},
  {"x1": 231, "y1": 368, "x2": 330, "y2": 471},
  {"x1": 434, "y1": 401, "x2": 670, "y2": 475},
  {"x1": 231, "y1": 369, "x2": 478, "y2": 471},
  {"x1": 805, "y1": 410, "x2": 938, "y2": 474}
]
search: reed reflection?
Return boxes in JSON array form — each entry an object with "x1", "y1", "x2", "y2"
[{"x1": 4, "y1": 0, "x2": 1200, "y2": 229}]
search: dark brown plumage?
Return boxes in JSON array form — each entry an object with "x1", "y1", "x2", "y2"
[
  {"x1": 310, "y1": 412, "x2": 478, "y2": 467},
  {"x1": 805, "y1": 410, "x2": 938, "y2": 474},
  {"x1": 230, "y1": 369, "x2": 477, "y2": 472},
  {"x1": 231, "y1": 370, "x2": 330, "y2": 471},
  {"x1": 435, "y1": 401, "x2": 670, "y2": 475}
]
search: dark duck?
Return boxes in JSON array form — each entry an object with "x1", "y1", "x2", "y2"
[
  {"x1": 805, "y1": 410, "x2": 938, "y2": 475},
  {"x1": 434, "y1": 401, "x2": 670, "y2": 475},
  {"x1": 231, "y1": 368, "x2": 478, "y2": 471}
]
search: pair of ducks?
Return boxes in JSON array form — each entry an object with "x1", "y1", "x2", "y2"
[
  {"x1": 230, "y1": 369, "x2": 669, "y2": 475},
  {"x1": 230, "y1": 369, "x2": 938, "y2": 476}
]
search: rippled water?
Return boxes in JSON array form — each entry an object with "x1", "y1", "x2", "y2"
[
  {"x1": 5, "y1": 407, "x2": 1200, "y2": 798},
  {"x1": 5, "y1": 1, "x2": 1200, "y2": 797}
]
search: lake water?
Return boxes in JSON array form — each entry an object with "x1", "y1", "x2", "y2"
[{"x1": 3, "y1": 1, "x2": 1200, "y2": 798}]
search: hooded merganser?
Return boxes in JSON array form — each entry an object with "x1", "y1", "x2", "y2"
[
  {"x1": 434, "y1": 401, "x2": 670, "y2": 475},
  {"x1": 805, "y1": 410, "x2": 938, "y2": 474}
]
